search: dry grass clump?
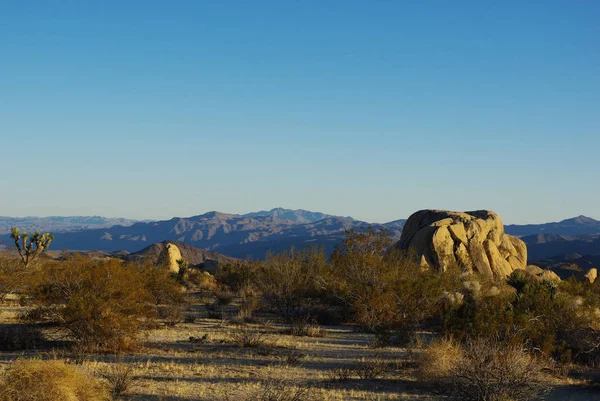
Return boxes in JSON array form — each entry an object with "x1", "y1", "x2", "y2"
[
  {"x1": 0, "y1": 359, "x2": 109, "y2": 401},
  {"x1": 282, "y1": 350, "x2": 305, "y2": 367},
  {"x1": 288, "y1": 316, "x2": 327, "y2": 338},
  {"x1": 418, "y1": 337, "x2": 463, "y2": 380},
  {"x1": 419, "y1": 337, "x2": 547, "y2": 401},
  {"x1": 351, "y1": 356, "x2": 387, "y2": 380},
  {"x1": 326, "y1": 366, "x2": 353, "y2": 382},
  {"x1": 229, "y1": 368, "x2": 316, "y2": 401},
  {"x1": 100, "y1": 360, "x2": 137, "y2": 399},
  {"x1": 229, "y1": 325, "x2": 269, "y2": 348}
]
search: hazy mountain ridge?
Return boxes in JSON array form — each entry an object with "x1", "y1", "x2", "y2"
[
  {"x1": 0, "y1": 216, "x2": 141, "y2": 235},
  {"x1": 505, "y1": 215, "x2": 600, "y2": 237},
  {"x1": 522, "y1": 233, "x2": 600, "y2": 261},
  {"x1": 12, "y1": 210, "x2": 404, "y2": 259},
  {"x1": 242, "y1": 208, "x2": 348, "y2": 223}
]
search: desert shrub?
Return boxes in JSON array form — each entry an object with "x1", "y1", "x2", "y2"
[
  {"x1": 205, "y1": 288, "x2": 235, "y2": 320},
  {"x1": 282, "y1": 350, "x2": 305, "y2": 367},
  {"x1": 326, "y1": 367, "x2": 353, "y2": 382},
  {"x1": 100, "y1": 360, "x2": 137, "y2": 399},
  {"x1": 25, "y1": 255, "x2": 157, "y2": 351},
  {"x1": 184, "y1": 312, "x2": 197, "y2": 323},
  {"x1": 187, "y1": 269, "x2": 218, "y2": 298},
  {"x1": 139, "y1": 263, "x2": 186, "y2": 306},
  {"x1": 215, "y1": 289, "x2": 235, "y2": 306},
  {"x1": 158, "y1": 304, "x2": 188, "y2": 327},
  {"x1": 418, "y1": 337, "x2": 464, "y2": 381},
  {"x1": 239, "y1": 285, "x2": 261, "y2": 318},
  {"x1": 443, "y1": 275, "x2": 597, "y2": 363},
  {"x1": 0, "y1": 359, "x2": 108, "y2": 401},
  {"x1": 329, "y1": 228, "x2": 462, "y2": 335},
  {"x1": 419, "y1": 337, "x2": 546, "y2": 401},
  {"x1": 0, "y1": 324, "x2": 48, "y2": 351},
  {"x1": 351, "y1": 356, "x2": 387, "y2": 380},
  {"x1": 295, "y1": 305, "x2": 344, "y2": 326},
  {"x1": 229, "y1": 325, "x2": 268, "y2": 348},
  {"x1": 234, "y1": 368, "x2": 315, "y2": 401},
  {"x1": 216, "y1": 261, "x2": 259, "y2": 292},
  {"x1": 205, "y1": 303, "x2": 223, "y2": 320},
  {"x1": 0, "y1": 253, "x2": 23, "y2": 300},
  {"x1": 254, "y1": 247, "x2": 328, "y2": 319},
  {"x1": 288, "y1": 315, "x2": 327, "y2": 337}
]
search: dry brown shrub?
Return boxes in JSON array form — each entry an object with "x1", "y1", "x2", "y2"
[
  {"x1": 158, "y1": 303, "x2": 188, "y2": 327},
  {"x1": 100, "y1": 360, "x2": 137, "y2": 399},
  {"x1": 229, "y1": 367, "x2": 316, "y2": 401},
  {"x1": 282, "y1": 350, "x2": 305, "y2": 367},
  {"x1": 26, "y1": 256, "x2": 157, "y2": 352},
  {"x1": 0, "y1": 253, "x2": 23, "y2": 301},
  {"x1": 418, "y1": 337, "x2": 463, "y2": 380},
  {"x1": 288, "y1": 315, "x2": 327, "y2": 337},
  {"x1": 326, "y1": 367, "x2": 353, "y2": 382},
  {"x1": 0, "y1": 359, "x2": 109, "y2": 401},
  {"x1": 351, "y1": 356, "x2": 387, "y2": 380},
  {"x1": 229, "y1": 325, "x2": 269, "y2": 348},
  {"x1": 419, "y1": 337, "x2": 547, "y2": 401}
]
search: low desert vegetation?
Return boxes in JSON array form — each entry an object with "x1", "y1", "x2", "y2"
[
  {"x1": 23, "y1": 256, "x2": 162, "y2": 351},
  {"x1": 0, "y1": 226, "x2": 599, "y2": 400},
  {"x1": 419, "y1": 337, "x2": 547, "y2": 401},
  {"x1": 0, "y1": 359, "x2": 108, "y2": 401}
]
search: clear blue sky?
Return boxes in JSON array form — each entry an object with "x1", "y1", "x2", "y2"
[{"x1": 1, "y1": 1, "x2": 598, "y2": 224}]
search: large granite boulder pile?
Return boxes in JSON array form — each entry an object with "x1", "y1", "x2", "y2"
[{"x1": 394, "y1": 210, "x2": 527, "y2": 280}]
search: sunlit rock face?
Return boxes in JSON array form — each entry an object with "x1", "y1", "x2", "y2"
[
  {"x1": 395, "y1": 210, "x2": 527, "y2": 280},
  {"x1": 158, "y1": 243, "x2": 183, "y2": 273}
]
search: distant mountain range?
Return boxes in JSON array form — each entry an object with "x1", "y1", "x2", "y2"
[
  {"x1": 0, "y1": 216, "x2": 140, "y2": 235},
  {"x1": 1, "y1": 210, "x2": 600, "y2": 264},
  {"x1": 505, "y1": 215, "x2": 600, "y2": 237},
  {"x1": 521, "y1": 233, "x2": 600, "y2": 260},
  {"x1": 0, "y1": 209, "x2": 404, "y2": 260}
]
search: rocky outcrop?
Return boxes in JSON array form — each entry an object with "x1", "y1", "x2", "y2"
[
  {"x1": 395, "y1": 210, "x2": 527, "y2": 280},
  {"x1": 158, "y1": 243, "x2": 183, "y2": 273},
  {"x1": 584, "y1": 268, "x2": 597, "y2": 284}
]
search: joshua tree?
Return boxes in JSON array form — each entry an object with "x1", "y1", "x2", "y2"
[{"x1": 10, "y1": 227, "x2": 54, "y2": 267}]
